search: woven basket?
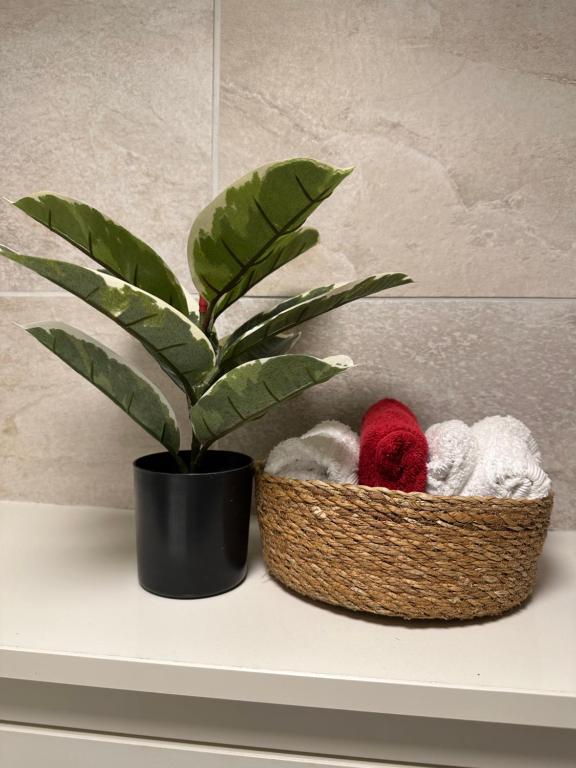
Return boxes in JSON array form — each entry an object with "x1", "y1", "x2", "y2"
[{"x1": 256, "y1": 471, "x2": 553, "y2": 620}]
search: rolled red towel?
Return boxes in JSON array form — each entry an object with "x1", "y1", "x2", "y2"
[{"x1": 358, "y1": 399, "x2": 428, "y2": 492}]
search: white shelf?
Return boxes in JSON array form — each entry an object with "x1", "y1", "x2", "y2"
[{"x1": 0, "y1": 500, "x2": 574, "y2": 729}]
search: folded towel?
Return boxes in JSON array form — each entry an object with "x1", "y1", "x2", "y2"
[
  {"x1": 426, "y1": 420, "x2": 478, "y2": 496},
  {"x1": 265, "y1": 420, "x2": 360, "y2": 484},
  {"x1": 461, "y1": 415, "x2": 551, "y2": 499},
  {"x1": 358, "y1": 399, "x2": 428, "y2": 492}
]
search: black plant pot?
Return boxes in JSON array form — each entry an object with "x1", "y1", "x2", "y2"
[{"x1": 133, "y1": 450, "x2": 254, "y2": 599}]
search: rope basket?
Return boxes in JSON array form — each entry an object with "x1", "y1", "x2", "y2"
[{"x1": 256, "y1": 471, "x2": 553, "y2": 620}]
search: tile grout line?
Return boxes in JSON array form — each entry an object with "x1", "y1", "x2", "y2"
[
  {"x1": 0, "y1": 292, "x2": 65, "y2": 298},
  {"x1": 211, "y1": 0, "x2": 221, "y2": 198},
  {"x1": 1, "y1": 292, "x2": 575, "y2": 302}
]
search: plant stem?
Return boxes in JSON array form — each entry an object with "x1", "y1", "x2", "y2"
[
  {"x1": 200, "y1": 305, "x2": 211, "y2": 333},
  {"x1": 174, "y1": 452, "x2": 188, "y2": 474},
  {"x1": 186, "y1": 393, "x2": 201, "y2": 471},
  {"x1": 189, "y1": 432, "x2": 204, "y2": 471},
  {"x1": 200, "y1": 298, "x2": 216, "y2": 338},
  {"x1": 187, "y1": 304, "x2": 215, "y2": 471}
]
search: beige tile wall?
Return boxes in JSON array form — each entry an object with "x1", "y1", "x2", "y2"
[
  {"x1": 220, "y1": 0, "x2": 576, "y2": 297},
  {"x1": 218, "y1": 0, "x2": 576, "y2": 528},
  {"x1": 2, "y1": 295, "x2": 575, "y2": 527},
  {"x1": 1, "y1": 1, "x2": 575, "y2": 527},
  {"x1": 0, "y1": 0, "x2": 213, "y2": 290},
  {"x1": 218, "y1": 297, "x2": 576, "y2": 529},
  {"x1": 0, "y1": 297, "x2": 191, "y2": 509}
]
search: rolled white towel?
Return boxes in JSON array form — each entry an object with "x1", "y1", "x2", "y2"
[
  {"x1": 426, "y1": 420, "x2": 478, "y2": 496},
  {"x1": 461, "y1": 415, "x2": 551, "y2": 499},
  {"x1": 265, "y1": 420, "x2": 359, "y2": 484}
]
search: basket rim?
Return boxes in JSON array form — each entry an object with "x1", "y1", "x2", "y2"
[{"x1": 256, "y1": 465, "x2": 553, "y2": 507}]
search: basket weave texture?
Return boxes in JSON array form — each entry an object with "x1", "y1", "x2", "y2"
[{"x1": 256, "y1": 471, "x2": 552, "y2": 620}]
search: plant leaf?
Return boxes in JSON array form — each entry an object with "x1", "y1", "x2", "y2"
[
  {"x1": 12, "y1": 193, "x2": 188, "y2": 315},
  {"x1": 189, "y1": 354, "x2": 353, "y2": 445},
  {"x1": 222, "y1": 273, "x2": 412, "y2": 363},
  {"x1": 25, "y1": 322, "x2": 180, "y2": 455},
  {"x1": 0, "y1": 247, "x2": 215, "y2": 395},
  {"x1": 224, "y1": 285, "x2": 333, "y2": 351},
  {"x1": 211, "y1": 228, "x2": 319, "y2": 319},
  {"x1": 218, "y1": 331, "x2": 301, "y2": 374},
  {"x1": 187, "y1": 158, "x2": 351, "y2": 303}
]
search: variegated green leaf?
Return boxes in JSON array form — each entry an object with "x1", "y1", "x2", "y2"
[
  {"x1": 190, "y1": 354, "x2": 353, "y2": 445},
  {"x1": 218, "y1": 331, "x2": 301, "y2": 374},
  {"x1": 188, "y1": 158, "x2": 351, "y2": 304},
  {"x1": 222, "y1": 273, "x2": 412, "y2": 363},
  {"x1": 224, "y1": 285, "x2": 332, "y2": 351},
  {"x1": 0, "y1": 247, "x2": 215, "y2": 395},
  {"x1": 181, "y1": 289, "x2": 200, "y2": 325},
  {"x1": 12, "y1": 193, "x2": 188, "y2": 315},
  {"x1": 25, "y1": 322, "x2": 180, "y2": 455},
  {"x1": 211, "y1": 228, "x2": 319, "y2": 319}
]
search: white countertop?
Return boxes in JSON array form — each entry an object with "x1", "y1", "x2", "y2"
[{"x1": 0, "y1": 500, "x2": 574, "y2": 729}]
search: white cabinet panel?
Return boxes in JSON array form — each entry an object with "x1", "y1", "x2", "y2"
[
  {"x1": 1, "y1": 502, "x2": 575, "y2": 730},
  {"x1": 0, "y1": 725, "x2": 430, "y2": 768}
]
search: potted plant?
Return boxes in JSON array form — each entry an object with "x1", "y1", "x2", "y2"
[{"x1": 1, "y1": 158, "x2": 411, "y2": 599}]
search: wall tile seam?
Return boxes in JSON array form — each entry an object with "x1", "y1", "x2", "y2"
[
  {"x1": 211, "y1": 0, "x2": 221, "y2": 198},
  {"x1": 1, "y1": 293, "x2": 576, "y2": 303}
]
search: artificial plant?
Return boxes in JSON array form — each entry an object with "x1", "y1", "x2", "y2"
[{"x1": 0, "y1": 158, "x2": 412, "y2": 471}]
